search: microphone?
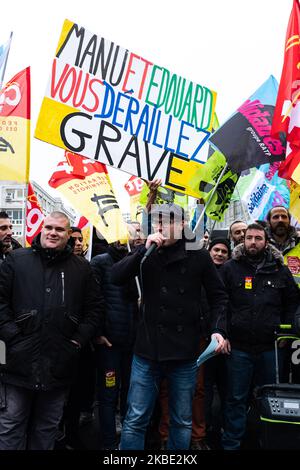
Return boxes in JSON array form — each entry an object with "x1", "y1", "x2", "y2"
[{"x1": 142, "y1": 242, "x2": 157, "y2": 262}]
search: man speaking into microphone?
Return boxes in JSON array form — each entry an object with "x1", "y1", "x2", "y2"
[{"x1": 111, "y1": 203, "x2": 228, "y2": 450}]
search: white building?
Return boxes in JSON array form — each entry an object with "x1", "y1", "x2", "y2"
[{"x1": 0, "y1": 181, "x2": 75, "y2": 241}]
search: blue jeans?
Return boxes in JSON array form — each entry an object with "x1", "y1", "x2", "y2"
[
  {"x1": 120, "y1": 354, "x2": 198, "y2": 450},
  {"x1": 222, "y1": 348, "x2": 280, "y2": 450}
]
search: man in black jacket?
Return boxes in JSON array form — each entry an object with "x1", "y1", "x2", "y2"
[
  {"x1": 0, "y1": 211, "x2": 104, "y2": 450},
  {"x1": 0, "y1": 211, "x2": 22, "y2": 266},
  {"x1": 111, "y1": 204, "x2": 228, "y2": 450},
  {"x1": 221, "y1": 223, "x2": 300, "y2": 450},
  {"x1": 91, "y1": 223, "x2": 142, "y2": 450}
]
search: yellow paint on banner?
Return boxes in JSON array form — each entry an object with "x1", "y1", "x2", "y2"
[
  {"x1": 34, "y1": 97, "x2": 77, "y2": 149},
  {"x1": 55, "y1": 19, "x2": 74, "y2": 56},
  {"x1": 165, "y1": 156, "x2": 206, "y2": 199}
]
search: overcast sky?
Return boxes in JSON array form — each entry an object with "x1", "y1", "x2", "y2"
[{"x1": 1, "y1": 0, "x2": 292, "y2": 211}]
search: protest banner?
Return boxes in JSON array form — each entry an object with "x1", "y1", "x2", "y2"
[{"x1": 35, "y1": 19, "x2": 217, "y2": 197}]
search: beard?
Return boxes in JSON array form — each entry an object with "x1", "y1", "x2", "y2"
[
  {"x1": 245, "y1": 246, "x2": 265, "y2": 260},
  {"x1": 273, "y1": 223, "x2": 288, "y2": 236}
]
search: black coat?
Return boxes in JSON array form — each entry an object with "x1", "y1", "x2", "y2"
[
  {"x1": 220, "y1": 244, "x2": 300, "y2": 352},
  {"x1": 91, "y1": 249, "x2": 138, "y2": 348},
  {"x1": 0, "y1": 238, "x2": 104, "y2": 390},
  {"x1": 111, "y1": 240, "x2": 228, "y2": 362}
]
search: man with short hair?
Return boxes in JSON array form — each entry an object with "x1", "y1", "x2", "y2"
[
  {"x1": 229, "y1": 220, "x2": 247, "y2": 247},
  {"x1": 111, "y1": 203, "x2": 228, "y2": 450},
  {"x1": 266, "y1": 205, "x2": 299, "y2": 254},
  {"x1": 221, "y1": 223, "x2": 299, "y2": 450},
  {"x1": 0, "y1": 212, "x2": 21, "y2": 265},
  {"x1": 0, "y1": 211, "x2": 103, "y2": 450}
]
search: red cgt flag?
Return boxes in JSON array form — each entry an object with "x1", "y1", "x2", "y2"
[
  {"x1": 25, "y1": 182, "x2": 44, "y2": 246},
  {"x1": 272, "y1": 0, "x2": 300, "y2": 183}
]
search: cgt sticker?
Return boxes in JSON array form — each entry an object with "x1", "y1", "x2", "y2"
[
  {"x1": 245, "y1": 276, "x2": 252, "y2": 289},
  {"x1": 105, "y1": 370, "x2": 116, "y2": 388}
]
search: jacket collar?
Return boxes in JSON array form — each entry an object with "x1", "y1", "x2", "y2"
[
  {"x1": 231, "y1": 243, "x2": 284, "y2": 266},
  {"x1": 32, "y1": 233, "x2": 73, "y2": 263}
]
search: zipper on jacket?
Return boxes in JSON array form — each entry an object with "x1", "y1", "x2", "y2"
[{"x1": 61, "y1": 271, "x2": 65, "y2": 305}]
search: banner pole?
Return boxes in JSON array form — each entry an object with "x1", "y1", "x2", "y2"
[
  {"x1": 193, "y1": 163, "x2": 229, "y2": 234},
  {"x1": 126, "y1": 240, "x2": 141, "y2": 299}
]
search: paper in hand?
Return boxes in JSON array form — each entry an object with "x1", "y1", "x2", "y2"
[{"x1": 196, "y1": 337, "x2": 218, "y2": 367}]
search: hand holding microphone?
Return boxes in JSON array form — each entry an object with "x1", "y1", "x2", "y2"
[{"x1": 143, "y1": 233, "x2": 166, "y2": 260}]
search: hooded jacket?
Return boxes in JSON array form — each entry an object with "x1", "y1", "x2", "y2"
[
  {"x1": 220, "y1": 244, "x2": 300, "y2": 353},
  {"x1": 0, "y1": 235, "x2": 104, "y2": 390}
]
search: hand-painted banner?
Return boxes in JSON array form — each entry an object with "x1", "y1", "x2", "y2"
[
  {"x1": 0, "y1": 67, "x2": 30, "y2": 183},
  {"x1": 35, "y1": 19, "x2": 217, "y2": 196},
  {"x1": 209, "y1": 75, "x2": 286, "y2": 173},
  {"x1": 25, "y1": 182, "x2": 44, "y2": 246},
  {"x1": 49, "y1": 151, "x2": 128, "y2": 243}
]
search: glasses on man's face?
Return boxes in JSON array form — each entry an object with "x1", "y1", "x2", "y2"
[{"x1": 152, "y1": 218, "x2": 174, "y2": 227}]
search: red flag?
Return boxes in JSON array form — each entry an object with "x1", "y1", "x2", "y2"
[
  {"x1": 0, "y1": 67, "x2": 31, "y2": 182},
  {"x1": 272, "y1": 0, "x2": 300, "y2": 183},
  {"x1": 25, "y1": 182, "x2": 44, "y2": 246},
  {"x1": 48, "y1": 151, "x2": 108, "y2": 188},
  {"x1": 124, "y1": 176, "x2": 144, "y2": 196}
]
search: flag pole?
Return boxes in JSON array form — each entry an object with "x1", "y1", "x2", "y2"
[
  {"x1": 126, "y1": 240, "x2": 141, "y2": 299},
  {"x1": 193, "y1": 163, "x2": 229, "y2": 234},
  {"x1": 22, "y1": 181, "x2": 28, "y2": 248},
  {"x1": 0, "y1": 32, "x2": 13, "y2": 89}
]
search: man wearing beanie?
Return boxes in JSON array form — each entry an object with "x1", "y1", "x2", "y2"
[{"x1": 208, "y1": 238, "x2": 231, "y2": 267}]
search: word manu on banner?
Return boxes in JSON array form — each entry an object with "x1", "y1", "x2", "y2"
[{"x1": 35, "y1": 19, "x2": 217, "y2": 196}]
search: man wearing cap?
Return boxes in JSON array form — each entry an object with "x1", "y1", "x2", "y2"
[{"x1": 111, "y1": 203, "x2": 228, "y2": 450}]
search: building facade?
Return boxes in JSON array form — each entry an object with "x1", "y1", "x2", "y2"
[{"x1": 0, "y1": 181, "x2": 75, "y2": 242}]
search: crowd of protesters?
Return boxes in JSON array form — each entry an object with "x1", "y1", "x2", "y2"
[{"x1": 0, "y1": 201, "x2": 299, "y2": 451}]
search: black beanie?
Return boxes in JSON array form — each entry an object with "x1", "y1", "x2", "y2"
[{"x1": 208, "y1": 237, "x2": 231, "y2": 257}]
